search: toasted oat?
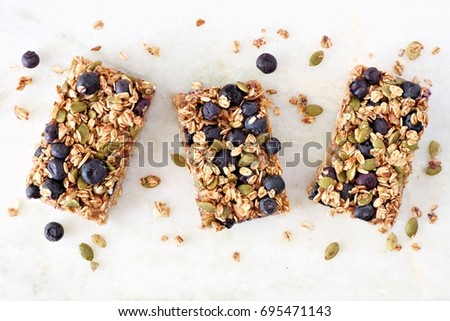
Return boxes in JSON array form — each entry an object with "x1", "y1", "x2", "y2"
[
  {"x1": 119, "y1": 51, "x2": 128, "y2": 61},
  {"x1": 93, "y1": 20, "x2": 104, "y2": 30},
  {"x1": 273, "y1": 106, "x2": 281, "y2": 116},
  {"x1": 277, "y1": 28, "x2": 289, "y2": 39},
  {"x1": 320, "y1": 35, "x2": 333, "y2": 49},
  {"x1": 398, "y1": 48, "x2": 405, "y2": 57},
  {"x1": 261, "y1": 28, "x2": 267, "y2": 33},
  {"x1": 14, "y1": 106, "x2": 30, "y2": 120},
  {"x1": 7, "y1": 200, "x2": 19, "y2": 217},
  {"x1": 300, "y1": 222, "x2": 314, "y2": 231},
  {"x1": 253, "y1": 37, "x2": 266, "y2": 48},
  {"x1": 424, "y1": 79, "x2": 433, "y2": 87},
  {"x1": 16, "y1": 76, "x2": 33, "y2": 91},
  {"x1": 232, "y1": 251, "x2": 240, "y2": 262},
  {"x1": 140, "y1": 175, "x2": 161, "y2": 188},
  {"x1": 411, "y1": 206, "x2": 422, "y2": 218},
  {"x1": 51, "y1": 65, "x2": 64, "y2": 74},
  {"x1": 90, "y1": 45, "x2": 102, "y2": 52},
  {"x1": 431, "y1": 47, "x2": 441, "y2": 55},
  {"x1": 143, "y1": 43, "x2": 160, "y2": 57},
  {"x1": 153, "y1": 201, "x2": 170, "y2": 218},
  {"x1": 411, "y1": 242, "x2": 422, "y2": 251},
  {"x1": 161, "y1": 235, "x2": 169, "y2": 242},
  {"x1": 191, "y1": 81, "x2": 203, "y2": 90},
  {"x1": 412, "y1": 76, "x2": 420, "y2": 84},
  {"x1": 289, "y1": 96, "x2": 298, "y2": 105},
  {"x1": 196, "y1": 18, "x2": 205, "y2": 27},
  {"x1": 394, "y1": 244, "x2": 403, "y2": 251},
  {"x1": 430, "y1": 204, "x2": 438, "y2": 212},
  {"x1": 266, "y1": 89, "x2": 277, "y2": 95},
  {"x1": 232, "y1": 40, "x2": 240, "y2": 53},
  {"x1": 393, "y1": 60, "x2": 404, "y2": 76},
  {"x1": 283, "y1": 231, "x2": 292, "y2": 242},
  {"x1": 174, "y1": 235, "x2": 184, "y2": 246}
]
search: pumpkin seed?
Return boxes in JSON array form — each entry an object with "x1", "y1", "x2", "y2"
[
  {"x1": 227, "y1": 174, "x2": 238, "y2": 183},
  {"x1": 89, "y1": 95, "x2": 98, "y2": 103},
  {"x1": 88, "y1": 109, "x2": 97, "y2": 119},
  {"x1": 318, "y1": 177, "x2": 337, "y2": 189},
  {"x1": 349, "y1": 98, "x2": 360, "y2": 111},
  {"x1": 346, "y1": 166, "x2": 356, "y2": 181},
  {"x1": 406, "y1": 217, "x2": 418, "y2": 238},
  {"x1": 309, "y1": 50, "x2": 324, "y2": 66},
  {"x1": 236, "y1": 81, "x2": 249, "y2": 93},
  {"x1": 406, "y1": 41, "x2": 424, "y2": 60},
  {"x1": 56, "y1": 109, "x2": 67, "y2": 123},
  {"x1": 238, "y1": 154, "x2": 256, "y2": 167},
  {"x1": 324, "y1": 242, "x2": 339, "y2": 260},
  {"x1": 382, "y1": 84, "x2": 392, "y2": 98},
  {"x1": 70, "y1": 168, "x2": 79, "y2": 181},
  {"x1": 402, "y1": 141, "x2": 419, "y2": 151},
  {"x1": 93, "y1": 185, "x2": 106, "y2": 195},
  {"x1": 335, "y1": 134, "x2": 346, "y2": 147},
  {"x1": 206, "y1": 176, "x2": 219, "y2": 190},
  {"x1": 256, "y1": 133, "x2": 270, "y2": 145},
  {"x1": 305, "y1": 104, "x2": 323, "y2": 117},
  {"x1": 91, "y1": 234, "x2": 107, "y2": 248},
  {"x1": 130, "y1": 125, "x2": 140, "y2": 137},
  {"x1": 357, "y1": 193, "x2": 373, "y2": 206},
  {"x1": 65, "y1": 199, "x2": 80, "y2": 208},
  {"x1": 210, "y1": 139, "x2": 223, "y2": 152},
  {"x1": 355, "y1": 127, "x2": 371, "y2": 143},
  {"x1": 237, "y1": 184, "x2": 253, "y2": 196},
  {"x1": 386, "y1": 233, "x2": 398, "y2": 251},
  {"x1": 198, "y1": 201, "x2": 216, "y2": 213},
  {"x1": 361, "y1": 158, "x2": 377, "y2": 171},
  {"x1": 360, "y1": 120, "x2": 370, "y2": 129},
  {"x1": 70, "y1": 101, "x2": 87, "y2": 113},
  {"x1": 220, "y1": 207, "x2": 232, "y2": 220},
  {"x1": 171, "y1": 154, "x2": 186, "y2": 167},
  {"x1": 105, "y1": 161, "x2": 115, "y2": 171},
  {"x1": 348, "y1": 135, "x2": 357, "y2": 144},
  {"x1": 428, "y1": 140, "x2": 441, "y2": 159},
  {"x1": 77, "y1": 176, "x2": 88, "y2": 189},
  {"x1": 140, "y1": 175, "x2": 161, "y2": 188},
  {"x1": 425, "y1": 162, "x2": 442, "y2": 176},
  {"x1": 79, "y1": 243, "x2": 94, "y2": 261},
  {"x1": 86, "y1": 60, "x2": 102, "y2": 71},
  {"x1": 386, "y1": 76, "x2": 404, "y2": 85},
  {"x1": 90, "y1": 261, "x2": 99, "y2": 271},
  {"x1": 337, "y1": 171, "x2": 346, "y2": 183},
  {"x1": 388, "y1": 131, "x2": 401, "y2": 145},
  {"x1": 338, "y1": 149, "x2": 349, "y2": 160},
  {"x1": 77, "y1": 124, "x2": 89, "y2": 144},
  {"x1": 371, "y1": 136, "x2": 385, "y2": 149}
]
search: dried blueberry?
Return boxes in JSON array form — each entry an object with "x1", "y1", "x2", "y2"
[
  {"x1": 226, "y1": 129, "x2": 246, "y2": 146},
  {"x1": 44, "y1": 123, "x2": 59, "y2": 143},
  {"x1": 364, "y1": 67, "x2": 381, "y2": 85},
  {"x1": 80, "y1": 159, "x2": 108, "y2": 185},
  {"x1": 133, "y1": 98, "x2": 150, "y2": 117},
  {"x1": 202, "y1": 125, "x2": 222, "y2": 143},
  {"x1": 223, "y1": 219, "x2": 236, "y2": 229},
  {"x1": 202, "y1": 102, "x2": 221, "y2": 121},
  {"x1": 219, "y1": 84, "x2": 244, "y2": 107},
  {"x1": 21, "y1": 51, "x2": 40, "y2": 68},
  {"x1": 115, "y1": 79, "x2": 130, "y2": 93},
  {"x1": 51, "y1": 143, "x2": 70, "y2": 159},
  {"x1": 322, "y1": 166, "x2": 337, "y2": 180},
  {"x1": 42, "y1": 179, "x2": 65, "y2": 200},
  {"x1": 401, "y1": 81, "x2": 421, "y2": 99},
  {"x1": 308, "y1": 182, "x2": 319, "y2": 200},
  {"x1": 350, "y1": 78, "x2": 369, "y2": 100},
  {"x1": 263, "y1": 175, "x2": 285, "y2": 194},
  {"x1": 212, "y1": 150, "x2": 236, "y2": 173},
  {"x1": 47, "y1": 158, "x2": 66, "y2": 181},
  {"x1": 354, "y1": 204, "x2": 375, "y2": 221},
  {"x1": 259, "y1": 197, "x2": 278, "y2": 215},
  {"x1": 340, "y1": 183, "x2": 354, "y2": 201},
  {"x1": 265, "y1": 137, "x2": 281, "y2": 155},
  {"x1": 244, "y1": 116, "x2": 267, "y2": 135},
  {"x1": 238, "y1": 173, "x2": 251, "y2": 184},
  {"x1": 183, "y1": 128, "x2": 194, "y2": 146},
  {"x1": 241, "y1": 100, "x2": 259, "y2": 117},
  {"x1": 256, "y1": 53, "x2": 278, "y2": 74},
  {"x1": 358, "y1": 141, "x2": 374, "y2": 159},
  {"x1": 76, "y1": 72, "x2": 100, "y2": 95},
  {"x1": 355, "y1": 172, "x2": 378, "y2": 190},
  {"x1": 44, "y1": 222, "x2": 64, "y2": 242},
  {"x1": 26, "y1": 184, "x2": 41, "y2": 199},
  {"x1": 403, "y1": 113, "x2": 423, "y2": 132},
  {"x1": 372, "y1": 118, "x2": 389, "y2": 135},
  {"x1": 34, "y1": 146, "x2": 44, "y2": 157}
]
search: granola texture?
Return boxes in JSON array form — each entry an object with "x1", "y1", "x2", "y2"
[
  {"x1": 173, "y1": 81, "x2": 290, "y2": 230},
  {"x1": 26, "y1": 56, "x2": 155, "y2": 224},
  {"x1": 307, "y1": 65, "x2": 430, "y2": 232}
]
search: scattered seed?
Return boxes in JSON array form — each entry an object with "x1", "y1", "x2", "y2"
[
  {"x1": 51, "y1": 65, "x2": 64, "y2": 74},
  {"x1": 91, "y1": 234, "x2": 107, "y2": 248},
  {"x1": 140, "y1": 175, "x2": 161, "y2": 188},
  {"x1": 174, "y1": 235, "x2": 184, "y2": 246},
  {"x1": 406, "y1": 217, "x2": 418, "y2": 239},
  {"x1": 424, "y1": 79, "x2": 433, "y2": 87},
  {"x1": 171, "y1": 153, "x2": 186, "y2": 167},
  {"x1": 309, "y1": 50, "x2": 324, "y2": 66},
  {"x1": 289, "y1": 96, "x2": 298, "y2": 105},
  {"x1": 119, "y1": 51, "x2": 128, "y2": 61},
  {"x1": 430, "y1": 204, "x2": 438, "y2": 212},
  {"x1": 277, "y1": 28, "x2": 289, "y2": 39},
  {"x1": 393, "y1": 60, "x2": 404, "y2": 76},
  {"x1": 93, "y1": 20, "x2": 104, "y2": 30},
  {"x1": 394, "y1": 244, "x2": 403, "y2": 251},
  {"x1": 253, "y1": 37, "x2": 266, "y2": 49},
  {"x1": 398, "y1": 48, "x2": 405, "y2": 57},
  {"x1": 283, "y1": 231, "x2": 292, "y2": 242},
  {"x1": 428, "y1": 212, "x2": 438, "y2": 224},
  {"x1": 411, "y1": 206, "x2": 422, "y2": 218},
  {"x1": 425, "y1": 160, "x2": 442, "y2": 176},
  {"x1": 431, "y1": 47, "x2": 441, "y2": 55},
  {"x1": 273, "y1": 106, "x2": 281, "y2": 116},
  {"x1": 143, "y1": 44, "x2": 160, "y2": 57},
  {"x1": 411, "y1": 243, "x2": 422, "y2": 251},
  {"x1": 90, "y1": 45, "x2": 102, "y2": 52},
  {"x1": 14, "y1": 105, "x2": 30, "y2": 120},
  {"x1": 324, "y1": 242, "x2": 339, "y2": 260},
  {"x1": 79, "y1": 243, "x2": 94, "y2": 261},
  {"x1": 196, "y1": 18, "x2": 205, "y2": 27},
  {"x1": 16, "y1": 76, "x2": 33, "y2": 91},
  {"x1": 320, "y1": 35, "x2": 333, "y2": 49},
  {"x1": 406, "y1": 41, "x2": 424, "y2": 60},
  {"x1": 368, "y1": 53, "x2": 374, "y2": 59},
  {"x1": 90, "y1": 261, "x2": 99, "y2": 271},
  {"x1": 386, "y1": 233, "x2": 399, "y2": 251},
  {"x1": 7, "y1": 199, "x2": 20, "y2": 217},
  {"x1": 428, "y1": 140, "x2": 441, "y2": 159},
  {"x1": 153, "y1": 201, "x2": 171, "y2": 218},
  {"x1": 305, "y1": 104, "x2": 323, "y2": 117},
  {"x1": 161, "y1": 235, "x2": 169, "y2": 242},
  {"x1": 232, "y1": 251, "x2": 240, "y2": 262},
  {"x1": 232, "y1": 40, "x2": 240, "y2": 53},
  {"x1": 300, "y1": 222, "x2": 314, "y2": 231}
]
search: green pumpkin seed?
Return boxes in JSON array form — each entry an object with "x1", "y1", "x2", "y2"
[
  {"x1": 56, "y1": 109, "x2": 67, "y2": 123},
  {"x1": 386, "y1": 76, "x2": 404, "y2": 85},
  {"x1": 256, "y1": 133, "x2": 270, "y2": 145},
  {"x1": 130, "y1": 125, "x2": 140, "y2": 137},
  {"x1": 70, "y1": 168, "x2": 79, "y2": 181},
  {"x1": 355, "y1": 128, "x2": 371, "y2": 143},
  {"x1": 86, "y1": 60, "x2": 102, "y2": 71},
  {"x1": 70, "y1": 101, "x2": 87, "y2": 113},
  {"x1": 77, "y1": 124, "x2": 90, "y2": 144},
  {"x1": 386, "y1": 233, "x2": 398, "y2": 251},
  {"x1": 305, "y1": 104, "x2": 323, "y2": 117},
  {"x1": 388, "y1": 131, "x2": 401, "y2": 145},
  {"x1": 360, "y1": 120, "x2": 370, "y2": 129},
  {"x1": 309, "y1": 50, "x2": 324, "y2": 66},
  {"x1": 202, "y1": 215, "x2": 216, "y2": 227},
  {"x1": 88, "y1": 109, "x2": 97, "y2": 119},
  {"x1": 425, "y1": 162, "x2": 442, "y2": 176},
  {"x1": 236, "y1": 81, "x2": 249, "y2": 93},
  {"x1": 88, "y1": 95, "x2": 98, "y2": 103},
  {"x1": 237, "y1": 184, "x2": 253, "y2": 196},
  {"x1": 140, "y1": 175, "x2": 161, "y2": 188},
  {"x1": 238, "y1": 154, "x2": 256, "y2": 167},
  {"x1": 361, "y1": 158, "x2": 377, "y2": 171},
  {"x1": 348, "y1": 135, "x2": 357, "y2": 144},
  {"x1": 428, "y1": 140, "x2": 441, "y2": 159},
  {"x1": 349, "y1": 98, "x2": 360, "y2": 111},
  {"x1": 371, "y1": 136, "x2": 385, "y2": 149},
  {"x1": 65, "y1": 199, "x2": 80, "y2": 208},
  {"x1": 105, "y1": 177, "x2": 118, "y2": 188},
  {"x1": 337, "y1": 171, "x2": 347, "y2": 183},
  {"x1": 198, "y1": 202, "x2": 216, "y2": 213},
  {"x1": 324, "y1": 242, "x2": 339, "y2": 260},
  {"x1": 318, "y1": 177, "x2": 337, "y2": 189},
  {"x1": 79, "y1": 243, "x2": 94, "y2": 261},
  {"x1": 406, "y1": 217, "x2": 418, "y2": 238},
  {"x1": 402, "y1": 141, "x2": 419, "y2": 151},
  {"x1": 357, "y1": 193, "x2": 373, "y2": 206},
  {"x1": 220, "y1": 207, "x2": 232, "y2": 220},
  {"x1": 171, "y1": 154, "x2": 186, "y2": 167},
  {"x1": 227, "y1": 174, "x2": 238, "y2": 183},
  {"x1": 338, "y1": 150, "x2": 349, "y2": 160},
  {"x1": 210, "y1": 139, "x2": 224, "y2": 152},
  {"x1": 406, "y1": 41, "x2": 424, "y2": 60},
  {"x1": 346, "y1": 166, "x2": 357, "y2": 181},
  {"x1": 206, "y1": 176, "x2": 219, "y2": 190},
  {"x1": 335, "y1": 134, "x2": 346, "y2": 147},
  {"x1": 382, "y1": 85, "x2": 392, "y2": 98},
  {"x1": 91, "y1": 234, "x2": 107, "y2": 248},
  {"x1": 105, "y1": 161, "x2": 115, "y2": 171},
  {"x1": 90, "y1": 261, "x2": 99, "y2": 271},
  {"x1": 77, "y1": 176, "x2": 88, "y2": 189},
  {"x1": 93, "y1": 185, "x2": 107, "y2": 195}
]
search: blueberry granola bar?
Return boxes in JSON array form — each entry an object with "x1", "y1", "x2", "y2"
[
  {"x1": 307, "y1": 65, "x2": 430, "y2": 232},
  {"x1": 26, "y1": 57, "x2": 156, "y2": 224},
  {"x1": 173, "y1": 81, "x2": 290, "y2": 230}
]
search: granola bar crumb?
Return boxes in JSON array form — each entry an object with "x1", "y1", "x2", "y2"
[
  {"x1": 393, "y1": 60, "x2": 404, "y2": 76},
  {"x1": 320, "y1": 35, "x2": 333, "y2": 49},
  {"x1": 283, "y1": 231, "x2": 292, "y2": 242},
  {"x1": 277, "y1": 28, "x2": 289, "y2": 39},
  {"x1": 424, "y1": 79, "x2": 433, "y2": 87},
  {"x1": 253, "y1": 37, "x2": 266, "y2": 49},
  {"x1": 161, "y1": 235, "x2": 169, "y2": 242},
  {"x1": 16, "y1": 76, "x2": 33, "y2": 91},
  {"x1": 174, "y1": 235, "x2": 184, "y2": 246},
  {"x1": 300, "y1": 222, "x2": 314, "y2": 231},
  {"x1": 232, "y1": 40, "x2": 240, "y2": 53},
  {"x1": 119, "y1": 51, "x2": 128, "y2": 61},
  {"x1": 368, "y1": 53, "x2": 374, "y2": 59},
  {"x1": 428, "y1": 205, "x2": 438, "y2": 224},
  {"x1": 93, "y1": 20, "x2": 104, "y2": 30},
  {"x1": 273, "y1": 106, "x2": 281, "y2": 116},
  {"x1": 289, "y1": 96, "x2": 298, "y2": 105},
  {"x1": 394, "y1": 244, "x2": 402, "y2": 251},
  {"x1": 430, "y1": 204, "x2": 438, "y2": 212},
  {"x1": 266, "y1": 89, "x2": 277, "y2": 95},
  {"x1": 14, "y1": 106, "x2": 30, "y2": 120},
  {"x1": 232, "y1": 251, "x2": 240, "y2": 262},
  {"x1": 411, "y1": 242, "x2": 422, "y2": 251},
  {"x1": 411, "y1": 206, "x2": 422, "y2": 218},
  {"x1": 431, "y1": 47, "x2": 441, "y2": 55},
  {"x1": 90, "y1": 45, "x2": 102, "y2": 52},
  {"x1": 51, "y1": 65, "x2": 64, "y2": 74},
  {"x1": 412, "y1": 76, "x2": 420, "y2": 84},
  {"x1": 261, "y1": 28, "x2": 267, "y2": 33},
  {"x1": 153, "y1": 201, "x2": 170, "y2": 218},
  {"x1": 196, "y1": 18, "x2": 205, "y2": 27},
  {"x1": 398, "y1": 48, "x2": 405, "y2": 57},
  {"x1": 143, "y1": 44, "x2": 160, "y2": 57},
  {"x1": 7, "y1": 200, "x2": 19, "y2": 217}
]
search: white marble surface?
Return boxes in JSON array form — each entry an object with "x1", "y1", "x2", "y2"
[{"x1": 0, "y1": 0, "x2": 449, "y2": 300}]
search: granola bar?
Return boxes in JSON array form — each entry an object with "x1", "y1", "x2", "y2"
[
  {"x1": 173, "y1": 81, "x2": 290, "y2": 230},
  {"x1": 26, "y1": 57, "x2": 156, "y2": 224},
  {"x1": 307, "y1": 65, "x2": 430, "y2": 232}
]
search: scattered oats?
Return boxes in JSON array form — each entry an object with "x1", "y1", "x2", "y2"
[
  {"x1": 412, "y1": 76, "x2": 420, "y2": 84},
  {"x1": 143, "y1": 43, "x2": 160, "y2": 57},
  {"x1": 91, "y1": 234, "x2": 107, "y2": 248},
  {"x1": 393, "y1": 60, "x2": 404, "y2": 76},
  {"x1": 320, "y1": 35, "x2": 333, "y2": 49},
  {"x1": 93, "y1": 20, "x2": 104, "y2": 30},
  {"x1": 153, "y1": 201, "x2": 171, "y2": 218},
  {"x1": 430, "y1": 204, "x2": 438, "y2": 212},
  {"x1": 232, "y1": 251, "x2": 240, "y2": 262},
  {"x1": 411, "y1": 206, "x2": 422, "y2": 218},
  {"x1": 394, "y1": 244, "x2": 403, "y2": 251},
  {"x1": 119, "y1": 51, "x2": 128, "y2": 61},
  {"x1": 191, "y1": 81, "x2": 203, "y2": 90},
  {"x1": 51, "y1": 65, "x2": 64, "y2": 74},
  {"x1": 7, "y1": 200, "x2": 20, "y2": 217},
  {"x1": 424, "y1": 79, "x2": 433, "y2": 87},
  {"x1": 16, "y1": 76, "x2": 33, "y2": 91},
  {"x1": 174, "y1": 235, "x2": 184, "y2": 246},
  {"x1": 196, "y1": 18, "x2": 205, "y2": 27},
  {"x1": 266, "y1": 89, "x2": 277, "y2": 95},
  {"x1": 300, "y1": 222, "x2": 314, "y2": 231},
  {"x1": 273, "y1": 106, "x2": 281, "y2": 116},
  {"x1": 140, "y1": 175, "x2": 161, "y2": 188},
  {"x1": 14, "y1": 105, "x2": 30, "y2": 121},
  {"x1": 261, "y1": 28, "x2": 267, "y2": 33},
  {"x1": 90, "y1": 261, "x2": 99, "y2": 271},
  {"x1": 428, "y1": 212, "x2": 438, "y2": 224},
  {"x1": 232, "y1": 40, "x2": 240, "y2": 53},
  {"x1": 431, "y1": 47, "x2": 441, "y2": 55},
  {"x1": 277, "y1": 28, "x2": 289, "y2": 39},
  {"x1": 368, "y1": 53, "x2": 374, "y2": 59},
  {"x1": 283, "y1": 231, "x2": 292, "y2": 242},
  {"x1": 398, "y1": 48, "x2": 405, "y2": 57},
  {"x1": 161, "y1": 234, "x2": 169, "y2": 242},
  {"x1": 289, "y1": 96, "x2": 298, "y2": 105},
  {"x1": 253, "y1": 37, "x2": 266, "y2": 49},
  {"x1": 90, "y1": 45, "x2": 102, "y2": 52},
  {"x1": 411, "y1": 242, "x2": 422, "y2": 251}
]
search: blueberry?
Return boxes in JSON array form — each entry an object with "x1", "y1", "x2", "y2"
[
  {"x1": 358, "y1": 141, "x2": 374, "y2": 159},
  {"x1": 26, "y1": 184, "x2": 41, "y2": 199},
  {"x1": 133, "y1": 98, "x2": 150, "y2": 117},
  {"x1": 202, "y1": 102, "x2": 221, "y2": 121},
  {"x1": 241, "y1": 100, "x2": 259, "y2": 117},
  {"x1": 44, "y1": 123, "x2": 59, "y2": 143},
  {"x1": 401, "y1": 81, "x2": 421, "y2": 99},
  {"x1": 76, "y1": 72, "x2": 100, "y2": 95},
  {"x1": 34, "y1": 146, "x2": 44, "y2": 157},
  {"x1": 226, "y1": 129, "x2": 247, "y2": 146},
  {"x1": 354, "y1": 204, "x2": 376, "y2": 221},
  {"x1": 256, "y1": 53, "x2": 278, "y2": 74},
  {"x1": 322, "y1": 166, "x2": 337, "y2": 180},
  {"x1": 212, "y1": 150, "x2": 236, "y2": 173},
  {"x1": 42, "y1": 179, "x2": 65, "y2": 200},
  {"x1": 265, "y1": 137, "x2": 281, "y2": 155},
  {"x1": 259, "y1": 197, "x2": 278, "y2": 215},
  {"x1": 80, "y1": 158, "x2": 108, "y2": 185},
  {"x1": 202, "y1": 125, "x2": 222, "y2": 143},
  {"x1": 47, "y1": 158, "x2": 66, "y2": 181},
  {"x1": 308, "y1": 182, "x2": 319, "y2": 200},
  {"x1": 403, "y1": 113, "x2": 423, "y2": 132},
  {"x1": 21, "y1": 51, "x2": 40, "y2": 68},
  {"x1": 238, "y1": 173, "x2": 251, "y2": 184},
  {"x1": 244, "y1": 116, "x2": 267, "y2": 135},
  {"x1": 44, "y1": 222, "x2": 64, "y2": 242},
  {"x1": 372, "y1": 118, "x2": 389, "y2": 135},
  {"x1": 183, "y1": 128, "x2": 194, "y2": 146},
  {"x1": 263, "y1": 175, "x2": 285, "y2": 194},
  {"x1": 219, "y1": 84, "x2": 244, "y2": 107},
  {"x1": 355, "y1": 172, "x2": 378, "y2": 190},
  {"x1": 51, "y1": 143, "x2": 70, "y2": 159},
  {"x1": 363, "y1": 67, "x2": 381, "y2": 85},
  {"x1": 350, "y1": 78, "x2": 369, "y2": 100},
  {"x1": 223, "y1": 219, "x2": 236, "y2": 229},
  {"x1": 340, "y1": 183, "x2": 354, "y2": 201},
  {"x1": 115, "y1": 79, "x2": 130, "y2": 93}
]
